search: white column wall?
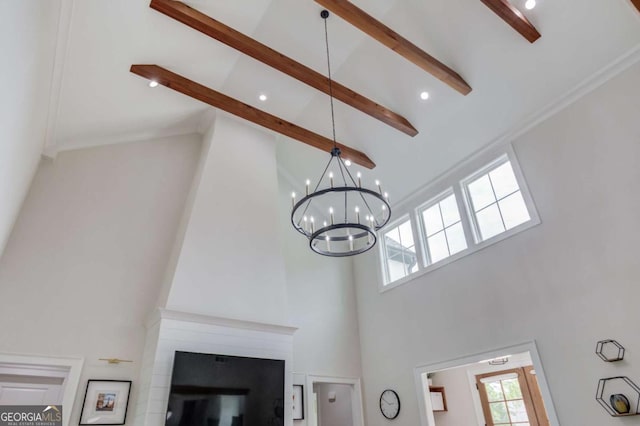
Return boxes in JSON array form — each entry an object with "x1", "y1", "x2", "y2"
[{"x1": 166, "y1": 114, "x2": 289, "y2": 326}]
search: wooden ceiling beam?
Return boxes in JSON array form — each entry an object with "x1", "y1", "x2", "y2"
[
  {"x1": 130, "y1": 65, "x2": 376, "y2": 169},
  {"x1": 314, "y1": 0, "x2": 472, "y2": 96},
  {"x1": 149, "y1": 0, "x2": 417, "y2": 137},
  {"x1": 632, "y1": 0, "x2": 640, "y2": 13},
  {"x1": 480, "y1": 0, "x2": 541, "y2": 43}
]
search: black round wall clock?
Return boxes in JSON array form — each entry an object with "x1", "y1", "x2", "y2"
[{"x1": 379, "y1": 389, "x2": 400, "y2": 420}]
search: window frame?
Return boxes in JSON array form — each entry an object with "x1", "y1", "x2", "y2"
[
  {"x1": 378, "y1": 214, "x2": 422, "y2": 285},
  {"x1": 416, "y1": 189, "x2": 469, "y2": 268},
  {"x1": 377, "y1": 145, "x2": 540, "y2": 293},
  {"x1": 460, "y1": 153, "x2": 540, "y2": 248}
]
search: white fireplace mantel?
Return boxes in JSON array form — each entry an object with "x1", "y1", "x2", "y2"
[{"x1": 134, "y1": 308, "x2": 297, "y2": 426}]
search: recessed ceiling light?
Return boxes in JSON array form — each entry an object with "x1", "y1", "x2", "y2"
[
  {"x1": 259, "y1": 94, "x2": 268, "y2": 102},
  {"x1": 525, "y1": 0, "x2": 536, "y2": 10},
  {"x1": 420, "y1": 91, "x2": 430, "y2": 101},
  {"x1": 344, "y1": 159, "x2": 352, "y2": 166},
  {"x1": 149, "y1": 80, "x2": 159, "y2": 88}
]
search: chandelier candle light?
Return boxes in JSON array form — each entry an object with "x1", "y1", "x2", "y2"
[{"x1": 290, "y1": 10, "x2": 391, "y2": 257}]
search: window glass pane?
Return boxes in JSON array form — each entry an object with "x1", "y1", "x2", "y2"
[
  {"x1": 445, "y1": 222, "x2": 467, "y2": 255},
  {"x1": 499, "y1": 191, "x2": 531, "y2": 230},
  {"x1": 385, "y1": 242, "x2": 402, "y2": 263},
  {"x1": 383, "y1": 219, "x2": 417, "y2": 284},
  {"x1": 476, "y1": 204, "x2": 505, "y2": 240},
  {"x1": 485, "y1": 382, "x2": 504, "y2": 402},
  {"x1": 468, "y1": 174, "x2": 496, "y2": 211},
  {"x1": 440, "y1": 194, "x2": 461, "y2": 227},
  {"x1": 399, "y1": 221, "x2": 415, "y2": 248},
  {"x1": 489, "y1": 402, "x2": 510, "y2": 423},
  {"x1": 384, "y1": 227, "x2": 401, "y2": 245},
  {"x1": 502, "y1": 378, "x2": 523, "y2": 400},
  {"x1": 387, "y1": 258, "x2": 405, "y2": 283},
  {"x1": 507, "y1": 400, "x2": 529, "y2": 422},
  {"x1": 422, "y1": 204, "x2": 443, "y2": 236},
  {"x1": 490, "y1": 161, "x2": 520, "y2": 199},
  {"x1": 404, "y1": 250, "x2": 419, "y2": 274},
  {"x1": 427, "y1": 231, "x2": 449, "y2": 264}
]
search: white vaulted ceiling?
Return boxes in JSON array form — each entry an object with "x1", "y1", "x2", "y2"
[{"x1": 3, "y1": 0, "x2": 640, "y2": 249}]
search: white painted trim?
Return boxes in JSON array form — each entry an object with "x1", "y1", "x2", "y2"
[
  {"x1": 145, "y1": 308, "x2": 298, "y2": 335},
  {"x1": 459, "y1": 147, "x2": 541, "y2": 245},
  {"x1": 0, "y1": 353, "x2": 84, "y2": 426},
  {"x1": 392, "y1": 42, "x2": 640, "y2": 214},
  {"x1": 413, "y1": 341, "x2": 560, "y2": 426},
  {"x1": 47, "y1": 128, "x2": 201, "y2": 158},
  {"x1": 42, "y1": 0, "x2": 76, "y2": 159},
  {"x1": 306, "y1": 375, "x2": 365, "y2": 426},
  {"x1": 0, "y1": 364, "x2": 70, "y2": 379},
  {"x1": 378, "y1": 145, "x2": 541, "y2": 293},
  {"x1": 463, "y1": 353, "x2": 537, "y2": 426}
]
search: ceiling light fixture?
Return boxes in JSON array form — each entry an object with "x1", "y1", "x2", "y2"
[
  {"x1": 420, "y1": 91, "x2": 430, "y2": 100},
  {"x1": 344, "y1": 159, "x2": 352, "y2": 166},
  {"x1": 525, "y1": 0, "x2": 536, "y2": 10},
  {"x1": 290, "y1": 10, "x2": 391, "y2": 257},
  {"x1": 259, "y1": 93, "x2": 268, "y2": 102},
  {"x1": 149, "y1": 80, "x2": 159, "y2": 88}
]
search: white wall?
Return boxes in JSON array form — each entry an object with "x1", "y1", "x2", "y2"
[
  {"x1": 313, "y1": 383, "x2": 353, "y2": 426},
  {"x1": 353, "y1": 61, "x2": 640, "y2": 426},
  {"x1": 278, "y1": 174, "x2": 363, "y2": 381},
  {"x1": 166, "y1": 115, "x2": 289, "y2": 326},
  {"x1": 430, "y1": 368, "x2": 476, "y2": 426},
  {"x1": 0, "y1": 1, "x2": 59, "y2": 257},
  {"x1": 0, "y1": 134, "x2": 202, "y2": 424}
]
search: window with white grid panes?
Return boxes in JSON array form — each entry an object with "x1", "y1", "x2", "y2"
[
  {"x1": 465, "y1": 159, "x2": 531, "y2": 242},
  {"x1": 381, "y1": 218, "x2": 418, "y2": 283},
  {"x1": 419, "y1": 192, "x2": 467, "y2": 265},
  {"x1": 378, "y1": 149, "x2": 539, "y2": 289}
]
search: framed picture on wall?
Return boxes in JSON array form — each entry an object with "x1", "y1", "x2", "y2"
[
  {"x1": 79, "y1": 380, "x2": 132, "y2": 425},
  {"x1": 293, "y1": 384, "x2": 304, "y2": 420}
]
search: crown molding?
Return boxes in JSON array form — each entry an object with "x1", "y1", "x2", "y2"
[
  {"x1": 392, "y1": 41, "x2": 640, "y2": 211},
  {"x1": 44, "y1": 126, "x2": 202, "y2": 159},
  {"x1": 146, "y1": 308, "x2": 298, "y2": 335},
  {"x1": 42, "y1": 0, "x2": 75, "y2": 156}
]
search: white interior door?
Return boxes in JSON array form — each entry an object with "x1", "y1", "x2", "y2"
[{"x1": 0, "y1": 374, "x2": 64, "y2": 405}]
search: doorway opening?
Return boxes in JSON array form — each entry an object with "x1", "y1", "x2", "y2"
[
  {"x1": 475, "y1": 365, "x2": 548, "y2": 425},
  {"x1": 305, "y1": 376, "x2": 364, "y2": 426},
  {"x1": 0, "y1": 353, "x2": 84, "y2": 426},
  {"x1": 414, "y1": 342, "x2": 559, "y2": 426}
]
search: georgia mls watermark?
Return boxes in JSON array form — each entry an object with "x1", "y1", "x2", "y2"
[{"x1": 0, "y1": 406, "x2": 62, "y2": 426}]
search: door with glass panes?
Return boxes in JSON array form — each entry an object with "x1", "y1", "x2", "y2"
[{"x1": 476, "y1": 367, "x2": 549, "y2": 426}]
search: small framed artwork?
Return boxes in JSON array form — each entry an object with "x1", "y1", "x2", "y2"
[
  {"x1": 293, "y1": 384, "x2": 304, "y2": 420},
  {"x1": 79, "y1": 380, "x2": 132, "y2": 425}
]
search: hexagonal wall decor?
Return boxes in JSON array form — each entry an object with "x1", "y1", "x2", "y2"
[
  {"x1": 596, "y1": 339, "x2": 625, "y2": 362},
  {"x1": 596, "y1": 376, "x2": 640, "y2": 417}
]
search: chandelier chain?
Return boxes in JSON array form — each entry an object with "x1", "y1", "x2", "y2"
[{"x1": 323, "y1": 15, "x2": 338, "y2": 149}]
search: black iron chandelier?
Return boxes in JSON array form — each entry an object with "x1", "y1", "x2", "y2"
[{"x1": 290, "y1": 10, "x2": 391, "y2": 257}]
